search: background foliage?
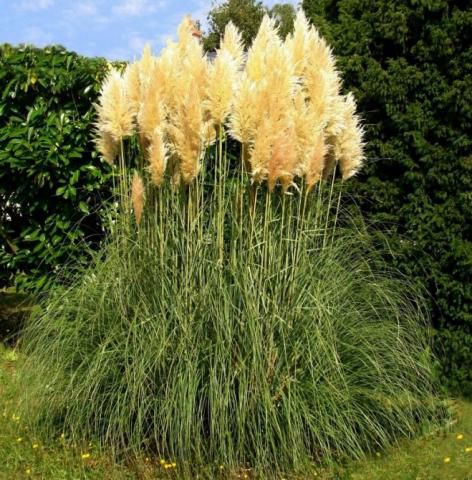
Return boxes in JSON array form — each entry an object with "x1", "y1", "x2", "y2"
[
  {"x1": 300, "y1": 0, "x2": 472, "y2": 395},
  {"x1": 0, "y1": 44, "x2": 112, "y2": 290}
]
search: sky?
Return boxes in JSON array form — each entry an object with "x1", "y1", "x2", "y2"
[{"x1": 0, "y1": 0, "x2": 298, "y2": 60}]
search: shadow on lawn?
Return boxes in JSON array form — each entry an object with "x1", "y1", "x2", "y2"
[{"x1": 0, "y1": 290, "x2": 35, "y2": 344}]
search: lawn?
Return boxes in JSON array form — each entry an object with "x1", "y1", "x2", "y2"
[{"x1": 1, "y1": 341, "x2": 471, "y2": 479}]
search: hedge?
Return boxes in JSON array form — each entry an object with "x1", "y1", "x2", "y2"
[
  {"x1": 0, "y1": 44, "x2": 112, "y2": 290},
  {"x1": 302, "y1": 0, "x2": 472, "y2": 395}
]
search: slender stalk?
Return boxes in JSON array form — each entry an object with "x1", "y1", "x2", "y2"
[
  {"x1": 323, "y1": 162, "x2": 338, "y2": 249},
  {"x1": 331, "y1": 179, "x2": 344, "y2": 247}
]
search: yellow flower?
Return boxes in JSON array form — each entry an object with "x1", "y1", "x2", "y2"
[
  {"x1": 81, "y1": 453, "x2": 91, "y2": 460},
  {"x1": 171, "y1": 462, "x2": 177, "y2": 468},
  {"x1": 456, "y1": 434, "x2": 464, "y2": 440},
  {"x1": 16, "y1": 437, "x2": 23, "y2": 443},
  {"x1": 32, "y1": 443, "x2": 39, "y2": 449},
  {"x1": 164, "y1": 464, "x2": 172, "y2": 469},
  {"x1": 465, "y1": 447, "x2": 472, "y2": 453},
  {"x1": 25, "y1": 468, "x2": 31, "y2": 475},
  {"x1": 444, "y1": 457, "x2": 451, "y2": 464},
  {"x1": 160, "y1": 459, "x2": 166, "y2": 465},
  {"x1": 219, "y1": 465, "x2": 224, "y2": 470}
]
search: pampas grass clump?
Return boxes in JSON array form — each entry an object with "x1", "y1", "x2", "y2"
[{"x1": 19, "y1": 12, "x2": 439, "y2": 479}]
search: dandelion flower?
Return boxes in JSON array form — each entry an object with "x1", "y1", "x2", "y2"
[
  {"x1": 456, "y1": 434, "x2": 464, "y2": 440},
  {"x1": 81, "y1": 453, "x2": 91, "y2": 460},
  {"x1": 443, "y1": 456, "x2": 451, "y2": 463}
]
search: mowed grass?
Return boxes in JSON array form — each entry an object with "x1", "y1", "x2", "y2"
[{"x1": 1, "y1": 342, "x2": 471, "y2": 479}]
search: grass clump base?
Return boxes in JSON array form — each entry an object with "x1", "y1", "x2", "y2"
[{"x1": 18, "y1": 188, "x2": 440, "y2": 479}]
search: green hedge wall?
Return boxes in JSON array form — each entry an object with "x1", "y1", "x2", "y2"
[
  {"x1": 302, "y1": 0, "x2": 472, "y2": 395},
  {"x1": 0, "y1": 45, "x2": 112, "y2": 290}
]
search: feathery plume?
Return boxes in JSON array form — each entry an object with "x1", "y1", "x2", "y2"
[
  {"x1": 123, "y1": 62, "x2": 141, "y2": 118},
  {"x1": 94, "y1": 130, "x2": 118, "y2": 165},
  {"x1": 138, "y1": 93, "x2": 166, "y2": 142},
  {"x1": 334, "y1": 93, "x2": 365, "y2": 180},
  {"x1": 249, "y1": 118, "x2": 272, "y2": 183},
  {"x1": 131, "y1": 172, "x2": 145, "y2": 225},
  {"x1": 139, "y1": 44, "x2": 155, "y2": 84},
  {"x1": 229, "y1": 73, "x2": 257, "y2": 145},
  {"x1": 207, "y1": 49, "x2": 238, "y2": 125},
  {"x1": 221, "y1": 22, "x2": 244, "y2": 66},
  {"x1": 168, "y1": 92, "x2": 208, "y2": 184},
  {"x1": 285, "y1": 10, "x2": 310, "y2": 76},
  {"x1": 95, "y1": 68, "x2": 135, "y2": 141},
  {"x1": 267, "y1": 123, "x2": 299, "y2": 192},
  {"x1": 305, "y1": 131, "x2": 328, "y2": 191},
  {"x1": 148, "y1": 128, "x2": 168, "y2": 187},
  {"x1": 246, "y1": 15, "x2": 279, "y2": 82}
]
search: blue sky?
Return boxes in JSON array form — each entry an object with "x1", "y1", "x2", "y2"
[{"x1": 1, "y1": 0, "x2": 298, "y2": 60}]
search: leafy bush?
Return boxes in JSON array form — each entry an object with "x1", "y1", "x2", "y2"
[
  {"x1": 302, "y1": 0, "x2": 472, "y2": 396},
  {"x1": 0, "y1": 44, "x2": 112, "y2": 290}
]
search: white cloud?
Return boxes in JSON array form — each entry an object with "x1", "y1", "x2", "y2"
[
  {"x1": 76, "y1": 1, "x2": 99, "y2": 16},
  {"x1": 112, "y1": 0, "x2": 167, "y2": 16},
  {"x1": 23, "y1": 26, "x2": 53, "y2": 45},
  {"x1": 19, "y1": 0, "x2": 54, "y2": 11}
]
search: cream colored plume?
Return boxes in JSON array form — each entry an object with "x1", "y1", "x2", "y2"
[
  {"x1": 267, "y1": 123, "x2": 299, "y2": 192},
  {"x1": 249, "y1": 118, "x2": 272, "y2": 183},
  {"x1": 138, "y1": 93, "x2": 166, "y2": 143},
  {"x1": 207, "y1": 49, "x2": 238, "y2": 125},
  {"x1": 246, "y1": 15, "x2": 279, "y2": 82},
  {"x1": 95, "y1": 130, "x2": 118, "y2": 165},
  {"x1": 131, "y1": 172, "x2": 145, "y2": 225},
  {"x1": 333, "y1": 93, "x2": 365, "y2": 180},
  {"x1": 168, "y1": 92, "x2": 212, "y2": 184},
  {"x1": 148, "y1": 128, "x2": 168, "y2": 187},
  {"x1": 305, "y1": 132, "x2": 328, "y2": 191},
  {"x1": 285, "y1": 10, "x2": 311, "y2": 76},
  {"x1": 229, "y1": 73, "x2": 257, "y2": 145},
  {"x1": 96, "y1": 68, "x2": 135, "y2": 141},
  {"x1": 221, "y1": 22, "x2": 244, "y2": 66},
  {"x1": 123, "y1": 62, "x2": 141, "y2": 117},
  {"x1": 162, "y1": 16, "x2": 212, "y2": 184}
]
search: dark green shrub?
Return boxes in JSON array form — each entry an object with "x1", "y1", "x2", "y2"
[
  {"x1": 302, "y1": 0, "x2": 472, "y2": 396},
  {"x1": 0, "y1": 44, "x2": 112, "y2": 290}
]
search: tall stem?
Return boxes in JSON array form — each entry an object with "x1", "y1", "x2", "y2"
[{"x1": 323, "y1": 162, "x2": 338, "y2": 249}]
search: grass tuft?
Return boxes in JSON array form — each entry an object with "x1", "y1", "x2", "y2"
[{"x1": 17, "y1": 184, "x2": 441, "y2": 478}]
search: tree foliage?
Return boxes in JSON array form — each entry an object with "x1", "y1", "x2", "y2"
[
  {"x1": 302, "y1": 0, "x2": 472, "y2": 395},
  {"x1": 0, "y1": 45, "x2": 112, "y2": 290},
  {"x1": 203, "y1": 0, "x2": 295, "y2": 50}
]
